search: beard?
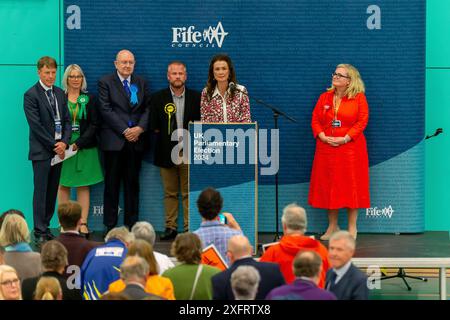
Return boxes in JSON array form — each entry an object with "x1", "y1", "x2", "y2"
[{"x1": 170, "y1": 80, "x2": 185, "y2": 89}]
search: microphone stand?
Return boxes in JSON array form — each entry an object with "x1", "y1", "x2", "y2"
[{"x1": 231, "y1": 84, "x2": 297, "y2": 241}]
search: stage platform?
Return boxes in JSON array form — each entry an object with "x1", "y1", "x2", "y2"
[{"x1": 34, "y1": 230, "x2": 450, "y2": 258}]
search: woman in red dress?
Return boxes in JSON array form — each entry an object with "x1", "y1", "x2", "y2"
[{"x1": 308, "y1": 64, "x2": 370, "y2": 240}]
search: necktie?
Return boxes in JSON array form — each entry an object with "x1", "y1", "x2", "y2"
[
  {"x1": 46, "y1": 89, "x2": 57, "y2": 115},
  {"x1": 327, "y1": 270, "x2": 337, "y2": 290},
  {"x1": 123, "y1": 79, "x2": 131, "y2": 97}
]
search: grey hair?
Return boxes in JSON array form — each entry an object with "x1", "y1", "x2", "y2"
[
  {"x1": 62, "y1": 64, "x2": 87, "y2": 92},
  {"x1": 120, "y1": 256, "x2": 149, "y2": 282},
  {"x1": 231, "y1": 266, "x2": 261, "y2": 300},
  {"x1": 281, "y1": 203, "x2": 307, "y2": 233},
  {"x1": 329, "y1": 231, "x2": 356, "y2": 251},
  {"x1": 105, "y1": 226, "x2": 135, "y2": 244},
  {"x1": 131, "y1": 222, "x2": 156, "y2": 246}
]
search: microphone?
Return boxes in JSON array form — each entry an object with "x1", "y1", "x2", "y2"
[{"x1": 228, "y1": 82, "x2": 237, "y2": 90}]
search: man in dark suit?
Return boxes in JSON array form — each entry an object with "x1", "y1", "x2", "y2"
[
  {"x1": 325, "y1": 231, "x2": 369, "y2": 300},
  {"x1": 98, "y1": 49, "x2": 150, "y2": 232},
  {"x1": 23, "y1": 56, "x2": 71, "y2": 244},
  {"x1": 212, "y1": 235, "x2": 285, "y2": 300},
  {"x1": 149, "y1": 61, "x2": 201, "y2": 240}
]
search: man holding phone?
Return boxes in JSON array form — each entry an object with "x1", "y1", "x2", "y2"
[{"x1": 193, "y1": 187, "x2": 242, "y2": 264}]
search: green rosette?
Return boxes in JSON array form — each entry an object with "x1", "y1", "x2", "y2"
[{"x1": 77, "y1": 94, "x2": 89, "y2": 120}]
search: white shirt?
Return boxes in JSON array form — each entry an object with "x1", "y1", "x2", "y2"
[
  {"x1": 333, "y1": 260, "x2": 352, "y2": 285},
  {"x1": 154, "y1": 251, "x2": 175, "y2": 274}
]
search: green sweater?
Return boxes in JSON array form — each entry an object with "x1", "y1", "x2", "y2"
[{"x1": 162, "y1": 263, "x2": 221, "y2": 300}]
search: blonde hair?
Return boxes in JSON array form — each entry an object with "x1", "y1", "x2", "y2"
[
  {"x1": 329, "y1": 63, "x2": 365, "y2": 98},
  {"x1": 0, "y1": 214, "x2": 30, "y2": 246},
  {"x1": 62, "y1": 64, "x2": 87, "y2": 92},
  {"x1": 34, "y1": 276, "x2": 62, "y2": 300},
  {"x1": 0, "y1": 265, "x2": 22, "y2": 300}
]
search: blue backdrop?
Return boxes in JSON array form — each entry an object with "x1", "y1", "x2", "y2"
[{"x1": 64, "y1": 0, "x2": 425, "y2": 233}]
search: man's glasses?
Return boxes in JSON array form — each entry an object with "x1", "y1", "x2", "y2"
[
  {"x1": 332, "y1": 72, "x2": 350, "y2": 79},
  {"x1": 68, "y1": 75, "x2": 83, "y2": 79},
  {"x1": 0, "y1": 278, "x2": 20, "y2": 287}
]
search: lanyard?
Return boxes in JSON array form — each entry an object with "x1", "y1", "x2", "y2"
[{"x1": 68, "y1": 101, "x2": 79, "y2": 125}]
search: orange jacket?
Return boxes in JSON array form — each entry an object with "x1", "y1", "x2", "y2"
[
  {"x1": 260, "y1": 235, "x2": 330, "y2": 288},
  {"x1": 108, "y1": 274, "x2": 175, "y2": 300}
]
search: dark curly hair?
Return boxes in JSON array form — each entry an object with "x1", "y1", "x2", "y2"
[{"x1": 196, "y1": 187, "x2": 223, "y2": 220}]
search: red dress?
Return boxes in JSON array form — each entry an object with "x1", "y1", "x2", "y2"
[{"x1": 308, "y1": 90, "x2": 370, "y2": 209}]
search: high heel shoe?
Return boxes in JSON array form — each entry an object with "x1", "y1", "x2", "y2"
[
  {"x1": 80, "y1": 222, "x2": 90, "y2": 239},
  {"x1": 319, "y1": 226, "x2": 340, "y2": 241}
]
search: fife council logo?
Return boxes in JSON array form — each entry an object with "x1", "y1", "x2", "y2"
[
  {"x1": 365, "y1": 206, "x2": 395, "y2": 219},
  {"x1": 172, "y1": 22, "x2": 228, "y2": 48}
]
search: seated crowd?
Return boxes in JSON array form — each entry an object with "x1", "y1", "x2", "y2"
[{"x1": 0, "y1": 188, "x2": 368, "y2": 300}]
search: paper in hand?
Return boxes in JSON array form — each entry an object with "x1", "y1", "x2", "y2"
[{"x1": 51, "y1": 145, "x2": 78, "y2": 166}]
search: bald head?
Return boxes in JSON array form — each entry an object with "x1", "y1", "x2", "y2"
[
  {"x1": 116, "y1": 49, "x2": 135, "y2": 61},
  {"x1": 227, "y1": 235, "x2": 252, "y2": 263}
]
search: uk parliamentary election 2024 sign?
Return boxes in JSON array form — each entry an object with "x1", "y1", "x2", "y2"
[
  {"x1": 188, "y1": 123, "x2": 259, "y2": 252},
  {"x1": 65, "y1": 0, "x2": 425, "y2": 233}
]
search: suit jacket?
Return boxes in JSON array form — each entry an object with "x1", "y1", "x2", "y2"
[
  {"x1": 24, "y1": 82, "x2": 71, "y2": 160},
  {"x1": 149, "y1": 87, "x2": 201, "y2": 168},
  {"x1": 67, "y1": 93, "x2": 100, "y2": 149},
  {"x1": 121, "y1": 283, "x2": 164, "y2": 300},
  {"x1": 325, "y1": 263, "x2": 369, "y2": 300},
  {"x1": 21, "y1": 271, "x2": 82, "y2": 300},
  {"x1": 212, "y1": 257, "x2": 285, "y2": 300},
  {"x1": 97, "y1": 73, "x2": 150, "y2": 152}
]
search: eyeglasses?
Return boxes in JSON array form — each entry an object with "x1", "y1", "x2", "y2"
[
  {"x1": 332, "y1": 72, "x2": 350, "y2": 79},
  {"x1": 68, "y1": 75, "x2": 83, "y2": 79},
  {"x1": 0, "y1": 278, "x2": 20, "y2": 287}
]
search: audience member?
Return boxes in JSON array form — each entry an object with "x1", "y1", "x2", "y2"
[
  {"x1": 0, "y1": 214, "x2": 41, "y2": 281},
  {"x1": 260, "y1": 204, "x2": 330, "y2": 287},
  {"x1": 0, "y1": 209, "x2": 26, "y2": 230},
  {"x1": 22, "y1": 240, "x2": 80, "y2": 300},
  {"x1": 212, "y1": 235, "x2": 284, "y2": 300},
  {"x1": 81, "y1": 227, "x2": 133, "y2": 300},
  {"x1": 266, "y1": 251, "x2": 337, "y2": 300},
  {"x1": 107, "y1": 239, "x2": 175, "y2": 299},
  {"x1": 193, "y1": 187, "x2": 242, "y2": 264},
  {"x1": 119, "y1": 256, "x2": 164, "y2": 300},
  {"x1": 230, "y1": 265, "x2": 260, "y2": 300},
  {"x1": 131, "y1": 221, "x2": 174, "y2": 273},
  {"x1": 0, "y1": 265, "x2": 22, "y2": 300},
  {"x1": 56, "y1": 201, "x2": 101, "y2": 282},
  {"x1": 162, "y1": 233, "x2": 221, "y2": 300},
  {"x1": 326, "y1": 231, "x2": 368, "y2": 300},
  {"x1": 34, "y1": 276, "x2": 62, "y2": 300}
]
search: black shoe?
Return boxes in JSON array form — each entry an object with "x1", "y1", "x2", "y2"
[
  {"x1": 34, "y1": 234, "x2": 47, "y2": 246},
  {"x1": 45, "y1": 230, "x2": 56, "y2": 240},
  {"x1": 160, "y1": 228, "x2": 177, "y2": 241}
]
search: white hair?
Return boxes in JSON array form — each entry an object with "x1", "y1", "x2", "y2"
[
  {"x1": 281, "y1": 203, "x2": 307, "y2": 233},
  {"x1": 329, "y1": 231, "x2": 356, "y2": 251},
  {"x1": 131, "y1": 221, "x2": 156, "y2": 246},
  {"x1": 231, "y1": 266, "x2": 261, "y2": 300}
]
